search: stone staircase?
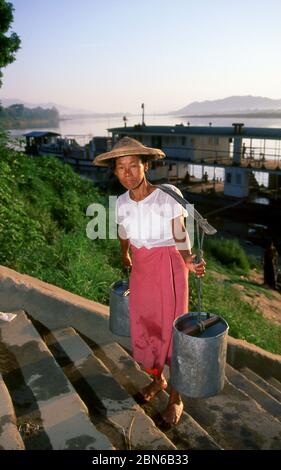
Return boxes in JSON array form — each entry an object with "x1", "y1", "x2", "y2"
[{"x1": 1, "y1": 309, "x2": 281, "y2": 450}]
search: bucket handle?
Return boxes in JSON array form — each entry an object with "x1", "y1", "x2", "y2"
[
  {"x1": 126, "y1": 266, "x2": 131, "y2": 279},
  {"x1": 123, "y1": 267, "x2": 131, "y2": 296}
]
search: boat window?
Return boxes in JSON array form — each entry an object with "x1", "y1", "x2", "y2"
[
  {"x1": 236, "y1": 173, "x2": 242, "y2": 185},
  {"x1": 226, "y1": 172, "x2": 232, "y2": 183},
  {"x1": 208, "y1": 136, "x2": 219, "y2": 145}
]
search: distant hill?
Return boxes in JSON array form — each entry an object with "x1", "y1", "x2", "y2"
[{"x1": 171, "y1": 95, "x2": 281, "y2": 116}]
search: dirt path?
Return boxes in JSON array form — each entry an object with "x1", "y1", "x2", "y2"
[
  {"x1": 243, "y1": 270, "x2": 281, "y2": 326},
  {"x1": 210, "y1": 269, "x2": 281, "y2": 327}
]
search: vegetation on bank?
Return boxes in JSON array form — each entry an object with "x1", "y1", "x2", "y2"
[
  {"x1": 0, "y1": 104, "x2": 59, "y2": 129},
  {"x1": 1, "y1": 138, "x2": 281, "y2": 355},
  {"x1": 0, "y1": 0, "x2": 21, "y2": 87}
]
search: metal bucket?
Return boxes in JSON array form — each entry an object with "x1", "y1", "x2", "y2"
[
  {"x1": 171, "y1": 312, "x2": 229, "y2": 398},
  {"x1": 109, "y1": 280, "x2": 130, "y2": 336}
]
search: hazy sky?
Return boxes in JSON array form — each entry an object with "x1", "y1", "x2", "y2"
[{"x1": 1, "y1": 0, "x2": 281, "y2": 113}]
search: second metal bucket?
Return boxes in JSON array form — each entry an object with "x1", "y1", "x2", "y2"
[
  {"x1": 171, "y1": 312, "x2": 229, "y2": 398},
  {"x1": 109, "y1": 280, "x2": 130, "y2": 337}
]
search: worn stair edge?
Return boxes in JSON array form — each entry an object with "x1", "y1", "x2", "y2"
[
  {"x1": 0, "y1": 310, "x2": 114, "y2": 450},
  {"x1": 239, "y1": 367, "x2": 281, "y2": 404},
  {"x1": 226, "y1": 364, "x2": 281, "y2": 422},
  {"x1": 0, "y1": 373, "x2": 25, "y2": 450},
  {"x1": 45, "y1": 327, "x2": 176, "y2": 451},
  {"x1": 268, "y1": 377, "x2": 281, "y2": 393},
  {"x1": 92, "y1": 340, "x2": 222, "y2": 450},
  {"x1": 181, "y1": 377, "x2": 281, "y2": 450},
  {"x1": 227, "y1": 336, "x2": 281, "y2": 382}
]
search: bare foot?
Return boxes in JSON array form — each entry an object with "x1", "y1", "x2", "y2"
[
  {"x1": 162, "y1": 399, "x2": 184, "y2": 426},
  {"x1": 140, "y1": 378, "x2": 167, "y2": 402}
]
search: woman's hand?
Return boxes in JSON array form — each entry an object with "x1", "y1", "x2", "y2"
[
  {"x1": 185, "y1": 254, "x2": 206, "y2": 277},
  {"x1": 122, "y1": 253, "x2": 132, "y2": 268}
]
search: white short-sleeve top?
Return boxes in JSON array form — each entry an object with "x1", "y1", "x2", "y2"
[{"x1": 115, "y1": 184, "x2": 188, "y2": 249}]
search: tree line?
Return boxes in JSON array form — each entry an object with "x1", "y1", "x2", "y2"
[{"x1": 0, "y1": 103, "x2": 59, "y2": 128}]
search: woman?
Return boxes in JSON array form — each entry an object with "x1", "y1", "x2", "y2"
[
  {"x1": 263, "y1": 240, "x2": 279, "y2": 289},
  {"x1": 94, "y1": 137, "x2": 205, "y2": 426}
]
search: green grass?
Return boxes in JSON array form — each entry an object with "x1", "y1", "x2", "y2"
[
  {"x1": 204, "y1": 237, "x2": 251, "y2": 274},
  {"x1": 189, "y1": 271, "x2": 281, "y2": 355},
  {"x1": 1, "y1": 140, "x2": 281, "y2": 355}
]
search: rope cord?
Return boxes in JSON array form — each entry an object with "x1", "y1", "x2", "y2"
[{"x1": 196, "y1": 221, "x2": 205, "y2": 324}]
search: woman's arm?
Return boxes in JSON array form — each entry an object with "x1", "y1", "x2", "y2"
[
  {"x1": 171, "y1": 215, "x2": 192, "y2": 262},
  {"x1": 172, "y1": 216, "x2": 205, "y2": 276},
  {"x1": 117, "y1": 224, "x2": 132, "y2": 267}
]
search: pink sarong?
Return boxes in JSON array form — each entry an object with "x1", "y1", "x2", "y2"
[{"x1": 129, "y1": 244, "x2": 188, "y2": 372}]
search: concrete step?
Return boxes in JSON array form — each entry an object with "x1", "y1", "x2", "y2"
[
  {"x1": 268, "y1": 377, "x2": 281, "y2": 393},
  {"x1": 45, "y1": 327, "x2": 176, "y2": 450},
  {"x1": 239, "y1": 367, "x2": 281, "y2": 403},
  {"x1": 181, "y1": 377, "x2": 281, "y2": 450},
  {"x1": 0, "y1": 310, "x2": 114, "y2": 450},
  {"x1": 92, "y1": 340, "x2": 222, "y2": 450},
  {"x1": 226, "y1": 364, "x2": 281, "y2": 422},
  {"x1": 0, "y1": 373, "x2": 25, "y2": 450}
]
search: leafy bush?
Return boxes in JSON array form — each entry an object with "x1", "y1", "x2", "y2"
[
  {"x1": 0, "y1": 145, "x2": 105, "y2": 268},
  {"x1": 204, "y1": 237, "x2": 250, "y2": 273}
]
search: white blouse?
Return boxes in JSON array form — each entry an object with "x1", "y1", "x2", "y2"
[{"x1": 115, "y1": 184, "x2": 188, "y2": 249}]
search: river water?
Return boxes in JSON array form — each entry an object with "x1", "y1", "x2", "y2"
[{"x1": 9, "y1": 113, "x2": 281, "y2": 140}]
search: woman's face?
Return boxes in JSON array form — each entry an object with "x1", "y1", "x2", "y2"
[{"x1": 114, "y1": 155, "x2": 148, "y2": 190}]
